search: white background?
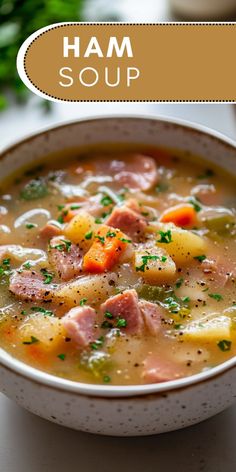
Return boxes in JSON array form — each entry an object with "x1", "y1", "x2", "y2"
[{"x1": 0, "y1": 1, "x2": 236, "y2": 470}]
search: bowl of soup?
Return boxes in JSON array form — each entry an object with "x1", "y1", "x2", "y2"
[{"x1": 0, "y1": 115, "x2": 235, "y2": 436}]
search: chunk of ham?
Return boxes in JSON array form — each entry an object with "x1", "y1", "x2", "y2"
[
  {"x1": 138, "y1": 300, "x2": 164, "y2": 336},
  {"x1": 61, "y1": 305, "x2": 96, "y2": 348},
  {"x1": 98, "y1": 154, "x2": 158, "y2": 191},
  {"x1": 142, "y1": 355, "x2": 184, "y2": 383},
  {"x1": 48, "y1": 237, "x2": 83, "y2": 281},
  {"x1": 106, "y1": 199, "x2": 147, "y2": 240},
  {"x1": 9, "y1": 270, "x2": 55, "y2": 302},
  {"x1": 40, "y1": 221, "x2": 62, "y2": 240},
  {"x1": 100, "y1": 289, "x2": 144, "y2": 335}
]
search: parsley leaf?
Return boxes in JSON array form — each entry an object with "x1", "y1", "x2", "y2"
[
  {"x1": 79, "y1": 298, "x2": 87, "y2": 306},
  {"x1": 208, "y1": 293, "x2": 223, "y2": 302},
  {"x1": 57, "y1": 353, "x2": 66, "y2": 361},
  {"x1": 85, "y1": 231, "x2": 93, "y2": 240},
  {"x1": 40, "y1": 268, "x2": 54, "y2": 285},
  {"x1": 157, "y1": 230, "x2": 172, "y2": 244},
  {"x1": 101, "y1": 195, "x2": 113, "y2": 207},
  {"x1": 194, "y1": 255, "x2": 206, "y2": 263},
  {"x1": 217, "y1": 340, "x2": 231, "y2": 352},
  {"x1": 23, "y1": 336, "x2": 39, "y2": 345}
]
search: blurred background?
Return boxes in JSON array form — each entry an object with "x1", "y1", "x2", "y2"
[{"x1": 0, "y1": 0, "x2": 236, "y2": 150}]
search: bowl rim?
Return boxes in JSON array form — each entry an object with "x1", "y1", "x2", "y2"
[{"x1": 0, "y1": 113, "x2": 236, "y2": 398}]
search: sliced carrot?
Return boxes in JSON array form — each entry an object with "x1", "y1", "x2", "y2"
[
  {"x1": 159, "y1": 204, "x2": 197, "y2": 228},
  {"x1": 83, "y1": 225, "x2": 129, "y2": 273}
]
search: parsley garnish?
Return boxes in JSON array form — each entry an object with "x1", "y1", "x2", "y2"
[
  {"x1": 194, "y1": 255, "x2": 206, "y2": 263},
  {"x1": 52, "y1": 239, "x2": 71, "y2": 252},
  {"x1": 0, "y1": 258, "x2": 11, "y2": 278},
  {"x1": 57, "y1": 204, "x2": 65, "y2": 211},
  {"x1": 23, "y1": 262, "x2": 32, "y2": 270},
  {"x1": 95, "y1": 235, "x2": 105, "y2": 245},
  {"x1": 105, "y1": 311, "x2": 113, "y2": 319},
  {"x1": 90, "y1": 336, "x2": 105, "y2": 350},
  {"x1": 217, "y1": 340, "x2": 231, "y2": 352},
  {"x1": 188, "y1": 197, "x2": 202, "y2": 213},
  {"x1": 157, "y1": 230, "x2": 172, "y2": 244},
  {"x1": 25, "y1": 223, "x2": 37, "y2": 229},
  {"x1": 175, "y1": 277, "x2": 184, "y2": 289},
  {"x1": 103, "y1": 375, "x2": 111, "y2": 383},
  {"x1": 95, "y1": 217, "x2": 102, "y2": 224},
  {"x1": 136, "y1": 255, "x2": 162, "y2": 272},
  {"x1": 57, "y1": 353, "x2": 66, "y2": 361},
  {"x1": 106, "y1": 231, "x2": 117, "y2": 238},
  {"x1": 31, "y1": 307, "x2": 54, "y2": 316},
  {"x1": 40, "y1": 268, "x2": 54, "y2": 284},
  {"x1": 85, "y1": 231, "x2": 93, "y2": 240},
  {"x1": 101, "y1": 195, "x2": 113, "y2": 207},
  {"x1": 208, "y1": 293, "x2": 223, "y2": 302},
  {"x1": 79, "y1": 298, "x2": 87, "y2": 306},
  {"x1": 119, "y1": 237, "x2": 132, "y2": 243},
  {"x1": 116, "y1": 318, "x2": 127, "y2": 328},
  {"x1": 70, "y1": 204, "x2": 81, "y2": 210},
  {"x1": 23, "y1": 336, "x2": 39, "y2": 345}
]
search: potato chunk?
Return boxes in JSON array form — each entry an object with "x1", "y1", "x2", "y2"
[
  {"x1": 156, "y1": 223, "x2": 207, "y2": 265},
  {"x1": 133, "y1": 246, "x2": 176, "y2": 284},
  {"x1": 182, "y1": 315, "x2": 231, "y2": 342},
  {"x1": 19, "y1": 314, "x2": 66, "y2": 351},
  {"x1": 55, "y1": 273, "x2": 117, "y2": 307},
  {"x1": 64, "y1": 211, "x2": 96, "y2": 249}
]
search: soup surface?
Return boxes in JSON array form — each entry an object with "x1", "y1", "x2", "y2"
[{"x1": 0, "y1": 145, "x2": 235, "y2": 385}]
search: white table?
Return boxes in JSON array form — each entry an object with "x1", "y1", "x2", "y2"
[{"x1": 1, "y1": 2, "x2": 236, "y2": 470}]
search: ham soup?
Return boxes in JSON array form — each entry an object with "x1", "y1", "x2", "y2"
[{"x1": 0, "y1": 146, "x2": 235, "y2": 385}]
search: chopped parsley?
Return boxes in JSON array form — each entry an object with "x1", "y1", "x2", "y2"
[
  {"x1": 175, "y1": 277, "x2": 184, "y2": 289},
  {"x1": 85, "y1": 231, "x2": 93, "y2": 240},
  {"x1": 79, "y1": 298, "x2": 87, "y2": 306},
  {"x1": 104, "y1": 311, "x2": 113, "y2": 319},
  {"x1": 53, "y1": 239, "x2": 71, "y2": 253},
  {"x1": 116, "y1": 318, "x2": 127, "y2": 328},
  {"x1": 57, "y1": 353, "x2": 66, "y2": 361},
  {"x1": 31, "y1": 307, "x2": 54, "y2": 316},
  {"x1": 217, "y1": 340, "x2": 231, "y2": 352},
  {"x1": 95, "y1": 217, "x2": 102, "y2": 224},
  {"x1": 23, "y1": 336, "x2": 39, "y2": 345},
  {"x1": 101, "y1": 195, "x2": 113, "y2": 207},
  {"x1": 90, "y1": 336, "x2": 105, "y2": 350},
  {"x1": 70, "y1": 204, "x2": 81, "y2": 210},
  {"x1": 136, "y1": 255, "x2": 165, "y2": 273},
  {"x1": 0, "y1": 258, "x2": 11, "y2": 278},
  {"x1": 194, "y1": 255, "x2": 207, "y2": 263},
  {"x1": 95, "y1": 235, "x2": 105, "y2": 245},
  {"x1": 25, "y1": 223, "x2": 37, "y2": 229},
  {"x1": 23, "y1": 262, "x2": 32, "y2": 270},
  {"x1": 188, "y1": 197, "x2": 202, "y2": 213},
  {"x1": 208, "y1": 293, "x2": 223, "y2": 302},
  {"x1": 119, "y1": 237, "x2": 132, "y2": 243},
  {"x1": 106, "y1": 231, "x2": 117, "y2": 238},
  {"x1": 40, "y1": 268, "x2": 54, "y2": 284},
  {"x1": 57, "y1": 204, "x2": 65, "y2": 211},
  {"x1": 157, "y1": 230, "x2": 172, "y2": 244},
  {"x1": 103, "y1": 375, "x2": 111, "y2": 383}
]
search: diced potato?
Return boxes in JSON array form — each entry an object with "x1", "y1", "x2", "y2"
[
  {"x1": 156, "y1": 223, "x2": 207, "y2": 265},
  {"x1": 182, "y1": 315, "x2": 232, "y2": 342},
  {"x1": 55, "y1": 273, "x2": 117, "y2": 307},
  {"x1": 133, "y1": 246, "x2": 176, "y2": 284},
  {"x1": 64, "y1": 211, "x2": 96, "y2": 249},
  {"x1": 19, "y1": 314, "x2": 66, "y2": 351}
]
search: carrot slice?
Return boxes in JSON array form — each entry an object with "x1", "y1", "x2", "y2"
[
  {"x1": 83, "y1": 225, "x2": 129, "y2": 273},
  {"x1": 160, "y1": 204, "x2": 197, "y2": 228}
]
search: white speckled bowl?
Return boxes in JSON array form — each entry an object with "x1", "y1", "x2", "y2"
[{"x1": 0, "y1": 116, "x2": 236, "y2": 436}]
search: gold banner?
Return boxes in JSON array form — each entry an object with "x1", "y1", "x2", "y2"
[{"x1": 17, "y1": 23, "x2": 236, "y2": 102}]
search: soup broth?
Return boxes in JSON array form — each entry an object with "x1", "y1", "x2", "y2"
[{"x1": 0, "y1": 145, "x2": 235, "y2": 385}]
